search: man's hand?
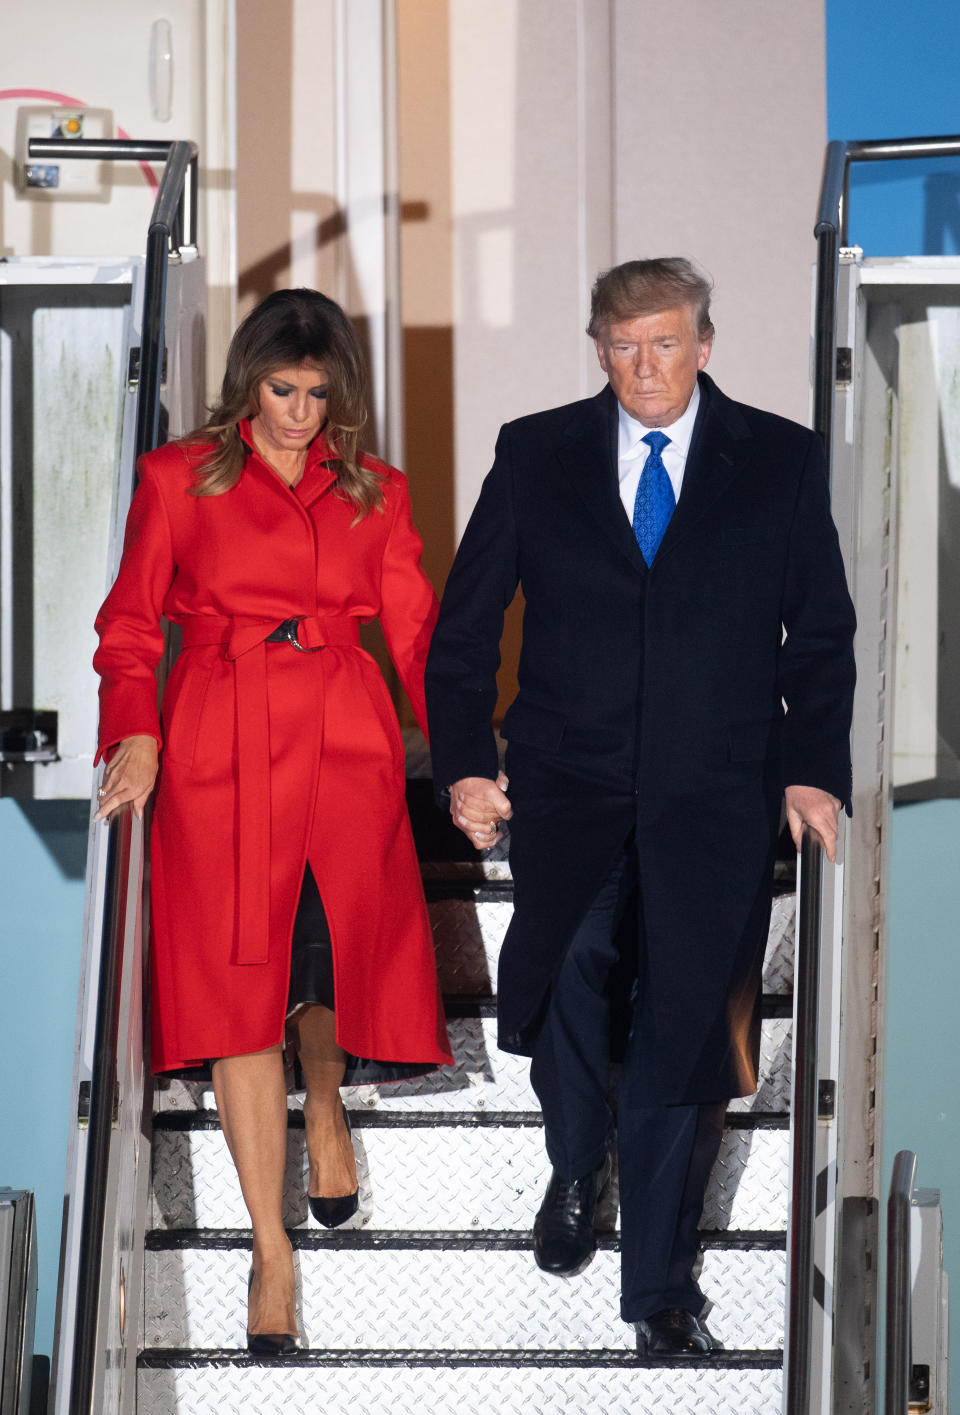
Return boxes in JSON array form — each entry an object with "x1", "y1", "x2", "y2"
[
  {"x1": 784, "y1": 784, "x2": 841, "y2": 863},
  {"x1": 449, "y1": 773, "x2": 512, "y2": 851},
  {"x1": 95, "y1": 734, "x2": 159, "y2": 822}
]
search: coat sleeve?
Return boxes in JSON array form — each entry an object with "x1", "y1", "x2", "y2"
[
  {"x1": 92, "y1": 457, "x2": 176, "y2": 761},
  {"x1": 378, "y1": 475, "x2": 440, "y2": 739},
  {"x1": 777, "y1": 432, "x2": 857, "y2": 812},
  {"x1": 424, "y1": 426, "x2": 520, "y2": 795}
]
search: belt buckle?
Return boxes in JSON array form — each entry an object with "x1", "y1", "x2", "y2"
[{"x1": 289, "y1": 620, "x2": 323, "y2": 653}]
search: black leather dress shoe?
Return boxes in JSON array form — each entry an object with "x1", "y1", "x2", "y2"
[
  {"x1": 635, "y1": 1307, "x2": 720, "y2": 1357},
  {"x1": 533, "y1": 1154, "x2": 611, "y2": 1276}
]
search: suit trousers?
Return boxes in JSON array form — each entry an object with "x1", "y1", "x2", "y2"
[{"x1": 529, "y1": 841, "x2": 727, "y2": 1322}]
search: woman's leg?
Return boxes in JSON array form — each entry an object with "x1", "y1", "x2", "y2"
[
  {"x1": 211, "y1": 1045, "x2": 296, "y2": 1337},
  {"x1": 290, "y1": 1004, "x2": 357, "y2": 1197}
]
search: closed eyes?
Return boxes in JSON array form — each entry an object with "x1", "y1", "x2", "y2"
[{"x1": 269, "y1": 385, "x2": 328, "y2": 400}]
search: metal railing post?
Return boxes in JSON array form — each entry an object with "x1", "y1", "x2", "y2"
[
  {"x1": 784, "y1": 828, "x2": 824, "y2": 1415},
  {"x1": 885, "y1": 1150, "x2": 918, "y2": 1415}
]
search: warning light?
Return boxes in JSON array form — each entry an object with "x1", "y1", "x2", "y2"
[{"x1": 54, "y1": 113, "x2": 84, "y2": 139}]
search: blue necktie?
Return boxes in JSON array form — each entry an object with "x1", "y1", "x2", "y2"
[{"x1": 632, "y1": 430, "x2": 674, "y2": 565}]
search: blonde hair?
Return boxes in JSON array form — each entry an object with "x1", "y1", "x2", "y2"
[{"x1": 184, "y1": 288, "x2": 383, "y2": 516}]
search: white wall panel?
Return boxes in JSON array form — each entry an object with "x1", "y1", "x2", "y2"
[
  {"x1": 448, "y1": 0, "x2": 614, "y2": 536},
  {"x1": 0, "y1": 0, "x2": 236, "y2": 390},
  {"x1": 612, "y1": 0, "x2": 826, "y2": 423}
]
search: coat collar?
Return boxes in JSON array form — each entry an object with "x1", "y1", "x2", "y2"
[
  {"x1": 555, "y1": 373, "x2": 753, "y2": 572},
  {"x1": 556, "y1": 385, "x2": 647, "y2": 572},
  {"x1": 237, "y1": 417, "x2": 338, "y2": 507}
]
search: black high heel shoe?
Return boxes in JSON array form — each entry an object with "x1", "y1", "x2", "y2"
[
  {"x1": 246, "y1": 1269, "x2": 299, "y2": 1355},
  {"x1": 308, "y1": 1104, "x2": 359, "y2": 1228}
]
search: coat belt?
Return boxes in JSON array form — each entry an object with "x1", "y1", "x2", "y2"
[{"x1": 178, "y1": 614, "x2": 361, "y2": 965}]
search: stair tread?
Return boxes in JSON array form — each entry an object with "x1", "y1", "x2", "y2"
[
  {"x1": 152, "y1": 1108, "x2": 790, "y2": 1129},
  {"x1": 138, "y1": 1358, "x2": 783, "y2": 1415},
  {"x1": 150, "y1": 1122, "x2": 789, "y2": 1233},
  {"x1": 139, "y1": 1345, "x2": 783, "y2": 1367},
  {"x1": 426, "y1": 891, "x2": 797, "y2": 997},
  {"x1": 154, "y1": 1013, "x2": 792, "y2": 1118},
  {"x1": 145, "y1": 1227, "x2": 787, "y2": 1251},
  {"x1": 143, "y1": 1247, "x2": 785, "y2": 1352}
]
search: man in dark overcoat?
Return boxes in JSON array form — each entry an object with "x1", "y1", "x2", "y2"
[{"x1": 424, "y1": 258, "x2": 856, "y2": 1355}]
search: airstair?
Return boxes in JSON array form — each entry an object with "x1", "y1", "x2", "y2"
[
  {"x1": 134, "y1": 754, "x2": 794, "y2": 1413},
  {"x1": 36, "y1": 133, "x2": 960, "y2": 1415}
]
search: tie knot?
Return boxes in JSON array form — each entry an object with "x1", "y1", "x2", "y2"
[{"x1": 642, "y1": 430, "x2": 670, "y2": 457}]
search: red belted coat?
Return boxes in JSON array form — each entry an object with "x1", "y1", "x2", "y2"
[{"x1": 94, "y1": 422, "x2": 453, "y2": 1075}]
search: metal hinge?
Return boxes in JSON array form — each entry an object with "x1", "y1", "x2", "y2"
[
  {"x1": 77, "y1": 1080, "x2": 120, "y2": 1128},
  {"x1": 127, "y1": 346, "x2": 168, "y2": 389},
  {"x1": 836, "y1": 347, "x2": 853, "y2": 385},
  {"x1": 818, "y1": 1079, "x2": 836, "y2": 1120},
  {"x1": 0, "y1": 709, "x2": 58, "y2": 764},
  {"x1": 909, "y1": 1363, "x2": 931, "y2": 1410}
]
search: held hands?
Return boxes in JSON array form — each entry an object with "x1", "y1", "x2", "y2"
[
  {"x1": 94, "y1": 734, "x2": 159, "y2": 823},
  {"x1": 784, "y1": 784, "x2": 841, "y2": 863},
  {"x1": 450, "y1": 773, "x2": 512, "y2": 851}
]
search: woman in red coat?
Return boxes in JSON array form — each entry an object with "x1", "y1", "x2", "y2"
[{"x1": 93, "y1": 289, "x2": 452, "y2": 1353}]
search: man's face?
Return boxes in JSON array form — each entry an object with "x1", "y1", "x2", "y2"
[{"x1": 594, "y1": 305, "x2": 713, "y2": 428}]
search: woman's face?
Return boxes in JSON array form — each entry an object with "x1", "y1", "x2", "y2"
[{"x1": 250, "y1": 362, "x2": 328, "y2": 459}]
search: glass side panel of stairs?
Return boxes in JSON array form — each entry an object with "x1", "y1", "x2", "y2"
[{"x1": 137, "y1": 749, "x2": 793, "y2": 1414}]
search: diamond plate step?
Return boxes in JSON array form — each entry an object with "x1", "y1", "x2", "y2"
[
  {"x1": 430, "y1": 892, "x2": 795, "y2": 996},
  {"x1": 142, "y1": 1245, "x2": 784, "y2": 1351},
  {"x1": 138, "y1": 1361, "x2": 782, "y2": 1414},
  {"x1": 154, "y1": 1014, "x2": 791, "y2": 1117},
  {"x1": 149, "y1": 1121, "x2": 788, "y2": 1233}
]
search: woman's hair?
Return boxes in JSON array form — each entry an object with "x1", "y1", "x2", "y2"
[{"x1": 185, "y1": 288, "x2": 383, "y2": 515}]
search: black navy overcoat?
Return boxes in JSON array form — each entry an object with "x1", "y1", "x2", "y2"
[{"x1": 425, "y1": 373, "x2": 856, "y2": 1106}]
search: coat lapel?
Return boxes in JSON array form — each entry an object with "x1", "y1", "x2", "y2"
[
  {"x1": 653, "y1": 373, "x2": 753, "y2": 563},
  {"x1": 556, "y1": 385, "x2": 648, "y2": 573}
]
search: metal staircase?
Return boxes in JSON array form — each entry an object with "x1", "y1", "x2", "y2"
[{"x1": 136, "y1": 741, "x2": 795, "y2": 1414}]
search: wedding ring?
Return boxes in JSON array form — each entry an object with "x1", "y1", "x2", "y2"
[
  {"x1": 488, "y1": 819, "x2": 499, "y2": 832},
  {"x1": 97, "y1": 787, "x2": 107, "y2": 797}
]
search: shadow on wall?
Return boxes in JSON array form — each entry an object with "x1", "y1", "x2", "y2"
[
  {"x1": 10, "y1": 798, "x2": 87, "y2": 878},
  {"x1": 237, "y1": 192, "x2": 458, "y2": 727}
]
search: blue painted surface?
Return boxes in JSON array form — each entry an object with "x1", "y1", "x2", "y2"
[
  {"x1": 886, "y1": 802, "x2": 960, "y2": 1398},
  {"x1": 827, "y1": 0, "x2": 960, "y2": 256},
  {"x1": 0, "y1": 799, "x2": 87, "y2": 1365}
]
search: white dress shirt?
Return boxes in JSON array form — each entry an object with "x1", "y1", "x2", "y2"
[{"x1": 616, "y1": 382, "x2": 701, "y2": 522}]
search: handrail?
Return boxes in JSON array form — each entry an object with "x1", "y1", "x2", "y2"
[
  {"x1": 885, "y1": 1150, "x2": 917, "y2": 1415},
  {"x1": 784, "y1": 827, "x2": 824, "y2": 1415},
  {"x1": 813, "y1": 134, "x2": 960, "y2": 473},
  {"x1": 67, "y1": 816, "x2": 131, "y2": 1415},
  {"x1": 33, "y1": 137, "x2": 198, "y2": 1415}
]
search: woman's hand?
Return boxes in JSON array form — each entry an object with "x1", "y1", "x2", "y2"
[{"x1": 95, "y1": 735, "x2": 159, "y2": 822}]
